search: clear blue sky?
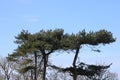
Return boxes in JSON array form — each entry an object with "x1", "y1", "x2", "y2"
[{"x1": 0, "y1": 0, "x2": 120, "y2": 78}]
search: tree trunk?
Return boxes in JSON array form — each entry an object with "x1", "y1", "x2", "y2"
[
  {"x1": 5, "y1": 73, "x2": 10, "y2": 80},
  {"x1": 42, "y1": 54, "x2": 48, "y2": 80},
  {"x1": 34, "y1": 52, "x2": 37, "y2": 80},
  {"x1": 72, "y1": 65, "x2": 78, "y2": 80},
  {"x1": 6, "y1": 75, "x2": 10, "y2": 80},
  {"x1": 73, "y1": 73, "x2": 77, "y2": 80},
  {"x1": 72, "y1": 46, "x2": 80, "y2": 80}
]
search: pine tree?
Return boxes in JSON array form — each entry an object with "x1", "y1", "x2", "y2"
[
  {"x1": 61, "y1": 29, "x2": 115, "y2": 80},
  {"x1": 7, "y1": 29, "x2": 64, "y2": 80}
]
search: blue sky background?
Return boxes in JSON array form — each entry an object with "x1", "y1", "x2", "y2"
[{"x1": 0, "y1": 0, "x2": 120, "y2": 79}]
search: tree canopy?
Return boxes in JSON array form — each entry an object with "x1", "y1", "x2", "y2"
[{"x1": 7, "y1": 29, "x2": 116, "y2": 80}]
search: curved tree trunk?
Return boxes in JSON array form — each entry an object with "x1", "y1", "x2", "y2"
[{"x1": 72, "y1": 47, "x2": 80, "y2": 80}]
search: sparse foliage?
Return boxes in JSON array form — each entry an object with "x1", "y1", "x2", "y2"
[{"x1": 0, "y1": 57, "x2": 15, "y2": 80}]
